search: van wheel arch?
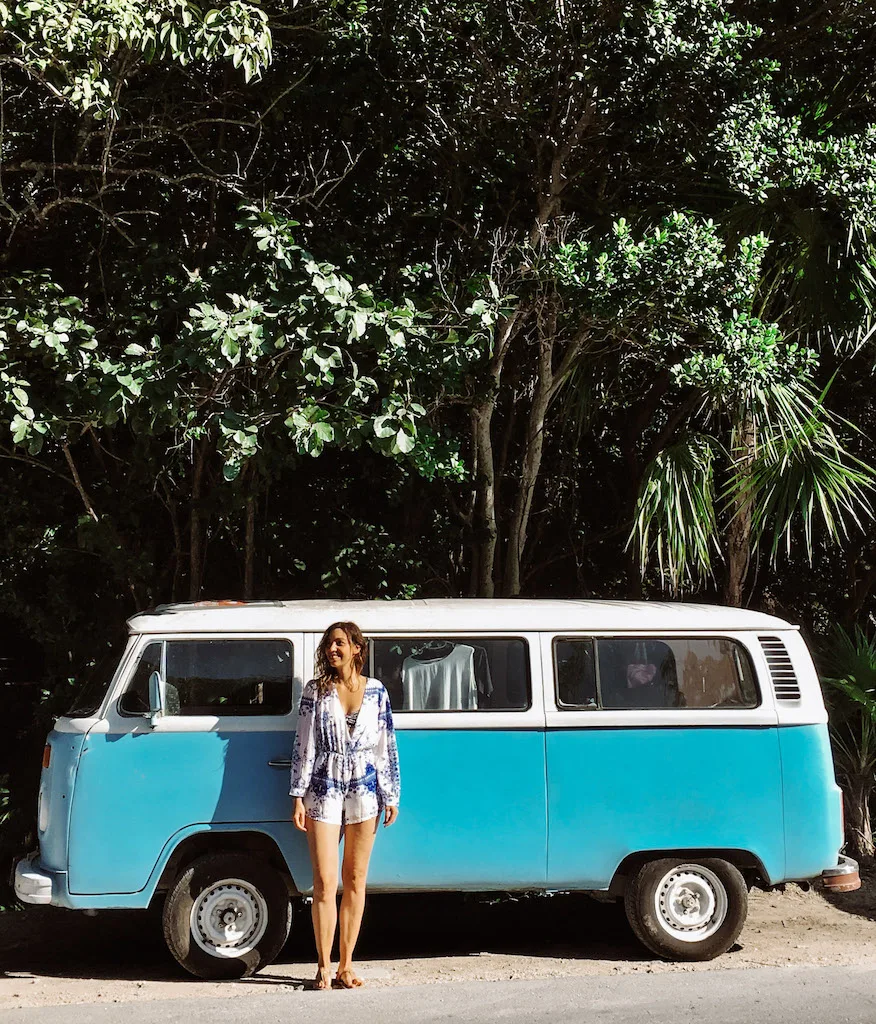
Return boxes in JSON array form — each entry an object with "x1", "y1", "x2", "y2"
[
  {"x1": 151, "y1": 831, "x2": 298, "y2": 909},
  {"x1": 608, "y1": 849, "x2": 768, "y2": 897}
]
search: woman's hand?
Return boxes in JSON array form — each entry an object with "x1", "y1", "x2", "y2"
[
  {"x1": 292, "y1": 797, "x2": 307, "y2": 832},
  {"x1": 383, "y1": 805, "x2": 399, "y2": 827}
]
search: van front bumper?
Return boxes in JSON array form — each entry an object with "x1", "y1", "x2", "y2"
[
  {"x1": 821, "y1": 854, "x2": 861, "y2": 893},
  {"x1": 13, "y1": 854, "x2": 53, "y2": 905}
]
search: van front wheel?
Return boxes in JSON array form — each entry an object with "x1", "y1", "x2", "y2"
[
  {"x1": 624, "y1": 858, "x2": 747, "y2": 961},
  {"x1": 162, "y1": 853, "x2": 292, "y2": 979}
]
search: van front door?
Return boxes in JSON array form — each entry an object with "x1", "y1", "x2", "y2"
[
  {"x1": 68, "y1": 634, "x2": 307, "y2": 895},
  {"x1": 365, "y1": 633, "x2": 547, "y2": 891}
]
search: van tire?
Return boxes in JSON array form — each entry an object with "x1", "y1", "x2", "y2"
[
  {"x1": 624, "y1": 857, "x2": 747, "y2": 962},
  {"x1": 162, "y1": 853, "x2": 292, "y2": 979}
]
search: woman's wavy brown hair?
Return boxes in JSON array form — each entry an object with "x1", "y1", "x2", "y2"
[{"x1": 315, "y1": 621, "x2": 368, "y2": 696}]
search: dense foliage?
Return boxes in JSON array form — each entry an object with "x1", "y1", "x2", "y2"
[{"x1": 3, "y1": 0, "x2": 876, "y2": 887}]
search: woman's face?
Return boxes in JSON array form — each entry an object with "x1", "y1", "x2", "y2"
[{"x1": 325, "y1": 628, "x2": 361, "y2": 674}]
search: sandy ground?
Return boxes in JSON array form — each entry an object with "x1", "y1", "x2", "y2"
[{"x1": 1, "y1": 871, "x2": 874, "y2": 1009}]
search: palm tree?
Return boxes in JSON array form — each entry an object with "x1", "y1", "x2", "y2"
[
  {"x1": 632, "y1": 317, "x2": 874, "y2": 602},
  {"x1": 820, "y1": 626, "x2": 876, "y2": 863}
]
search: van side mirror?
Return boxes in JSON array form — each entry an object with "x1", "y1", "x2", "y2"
[{"x1": 148, "y1": 670, "x2": 165, "y2": 727}]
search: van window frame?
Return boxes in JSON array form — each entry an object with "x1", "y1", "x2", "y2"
[
  {"x1": 117, "y1": 639, "x2": 165, "y2": 718},
  {"x1": 368, "y1": 632, "x2": 533, "y2": 714},
  {"x1": 551, "y1": 634, "x2": 762, "y2": 712},
  {"x1": 116, "y1": 635, "x2": 296, "y2": 719}
]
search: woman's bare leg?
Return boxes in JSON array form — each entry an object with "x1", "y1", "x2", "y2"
[
  {"x1": 306, "y1": 817, "x2": 341, "y2": 989},
  {"x1": 336, "y1": 817, "x2": 378, "y2": 987}
]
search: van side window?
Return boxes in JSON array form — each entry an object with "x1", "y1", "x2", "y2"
[
  {"x1": 166, "y1": 640, "x2": 293, "y2": 715},
  {"x1": 120, "y1": 640, "x2": 293, "y2": 716},
  {"x1": 553, "y1": 637, "x2": 759, "y2": 710},
  {"x1": 598, "y1": 639, "x2": 683, "y2": 708},
  {"x1": 371, "y1": 637, "x2": 530, "y2": 712},
  {"x1": 555, "y1": 639, "x2": 597, "y2": 708},
  {"x1": 119, "y1": 642, "x2": 162, "y2": 715}
]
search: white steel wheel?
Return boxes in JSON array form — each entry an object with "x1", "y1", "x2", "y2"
[
  {"x1": 163, "y1": 852, "x2": 292, "y2": 979},
  {"x1": 652, "y1": 864, "x2": 727, "y2": 942},
  {"x1": 624, "y1": 857, "x2": 748, "y2": 962},
  {"x1": 189, "y1": 877, "x2": 269, "y2": 958}
]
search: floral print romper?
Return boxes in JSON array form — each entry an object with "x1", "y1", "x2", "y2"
[{"x1": 290, "y1": 677, "x2": 401, "y2": 825}]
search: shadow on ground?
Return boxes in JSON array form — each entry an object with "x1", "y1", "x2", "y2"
[
  {"x1": 820, "y1": 864, "x2": 876, "y2": 923},
  {"x1": 0, "y1": 892, "x2": 646, "y2": 982}
]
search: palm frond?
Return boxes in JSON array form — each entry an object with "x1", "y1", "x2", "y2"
[
  {"x1": 819, "y1": 625, "x2": 876, "y2": 781},
  {"x1": 631, "y1": 433, "x2": 721, "y2": 591},
  {"x1": 821, "y1": 624, "x2": 876, "y2": 693},
  {"x1": 727, "y1": 416, "x2": 874, "y2": 563}
]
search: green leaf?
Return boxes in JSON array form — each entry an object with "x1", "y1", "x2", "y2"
[
  {"x1": 395, "y1": 428, "x2": 415, "y2": 454},
  {"x1": 373, "y1": 415, "x2": 397, "y2": 439},
  {"x1": 221, "y1": 337, "x2": 241, "y2": 365}
]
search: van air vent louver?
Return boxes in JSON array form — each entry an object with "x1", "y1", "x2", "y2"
[{"x1": 759, "y1": 636, "x2": 801, "y2": 701}]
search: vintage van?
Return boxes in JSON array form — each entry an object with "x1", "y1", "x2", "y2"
[{"x1": 14, "y1": 599, "x2": 859, "y2": 977}]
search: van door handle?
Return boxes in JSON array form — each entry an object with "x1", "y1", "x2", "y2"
[{"x1": 268, "y1": 759, "x2": 293, "y2": 769}]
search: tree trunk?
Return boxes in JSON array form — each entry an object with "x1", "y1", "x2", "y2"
[
  {"x1": 723, "y1": 411, "x2": 756, "y2": 607},
  {"x1": 166, "y1": 491, "x2": 183, "y2": 603},
  {"x1": 843, "y1": 777, "x2": 875, "y2": 863},
  {"x1": 470, "y1": 400, "x2": 499, "y2": 597},
  {"x1": 189, "y1": 436, "x2": 209, "y2": 602},
  {"x1": 503, "y1": 333, "x2": 554, "y2": 597},
  {"x1": 244, "y1": 492, "x2": 255, "y2": 601},
  {"x1": 468, "y1": 310, "x2": 527, "y2": 597}
]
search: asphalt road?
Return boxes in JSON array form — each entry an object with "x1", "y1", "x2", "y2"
[{"x1": 2, "y1": 966, "x2": 874, "y2": 1024}]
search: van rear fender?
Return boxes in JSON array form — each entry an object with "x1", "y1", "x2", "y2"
[{"x1": 607, "y1": 848, "x2": 773, "y2": 896}]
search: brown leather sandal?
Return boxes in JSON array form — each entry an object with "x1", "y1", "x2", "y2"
[{"x1": 313, "y1": 967, "x2": 332, "y2": 990}]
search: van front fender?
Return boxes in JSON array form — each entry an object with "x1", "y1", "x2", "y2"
[{"x1": 51, "y1": 822, "x2": 312, "y2": 911}]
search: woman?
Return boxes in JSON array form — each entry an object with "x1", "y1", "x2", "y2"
[{"x1": 290, "y1": 621, "x2": 400, "y2": 990}]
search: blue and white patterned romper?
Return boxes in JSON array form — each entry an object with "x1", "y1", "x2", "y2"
[{"x1": 289, "y1": 677, "x2": 400, "y2": 825}]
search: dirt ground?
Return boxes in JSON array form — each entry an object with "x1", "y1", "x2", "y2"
[{"x1": 1, "y1": 870, "x2": 874, "y2": 1009}]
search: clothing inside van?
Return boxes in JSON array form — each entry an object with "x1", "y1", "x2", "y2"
[
  {"x1": 402, "y1": 644, "x2": 479, "y2": 710},
  {"x1": 373, "y1": 637, "x2": 524, "y2": 712}
]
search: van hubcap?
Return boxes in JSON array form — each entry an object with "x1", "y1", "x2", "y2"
[
  {"x1": 654, "y1": 865, "x2": 727, "y2": 942},
  {"x1": 190, "y1": 878, "x2": 268, "y2": 958}
]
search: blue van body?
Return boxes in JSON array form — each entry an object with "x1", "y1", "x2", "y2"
[{"x1": 16, "y1": 600, "x2": 849, "y2": 921}]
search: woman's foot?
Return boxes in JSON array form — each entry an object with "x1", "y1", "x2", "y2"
[
  {"x1": 313, "y1": 966, "x2": 332, "y2": 990},
  {"x1": 334, "y1": 967, "x2": 363, "y2": 989}
]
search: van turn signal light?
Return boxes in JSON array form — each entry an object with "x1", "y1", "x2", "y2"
[{"x1": 42, "y1": 744, "x2": 51, "y2": 769}]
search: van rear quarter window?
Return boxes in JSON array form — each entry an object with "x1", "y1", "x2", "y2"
[
  {"x1": 371, "y1": 637, "x2": 530, "y2": 711},
  {"x1": 554, "y1": 636, "x2": 759, "y2": 710},
  {"x1": 119, "y1": 639, "x2": 293, "y2": 716}
]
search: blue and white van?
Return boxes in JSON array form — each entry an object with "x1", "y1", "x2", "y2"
[{"x1": 14, "y1": 599, "x2": 859, "y2": 977}]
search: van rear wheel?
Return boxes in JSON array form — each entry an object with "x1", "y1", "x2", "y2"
[
  {"x1": 624, "y1": 857, "x2": 747, "y2": 961},
  {"x1": 162, "y1": 852, "x2": 292, "y2": 979}
]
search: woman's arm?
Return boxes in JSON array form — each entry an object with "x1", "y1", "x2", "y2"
[
  {"x1": 375, "y1": 685, "x2": 400, "y2": 824},
  {"x1": 289, "y1": 681, "x2": 318, "y2": 801}
]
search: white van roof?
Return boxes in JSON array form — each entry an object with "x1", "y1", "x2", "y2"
[{"x1": 127, "y1": 599, "x2": 795, "y2": 635}]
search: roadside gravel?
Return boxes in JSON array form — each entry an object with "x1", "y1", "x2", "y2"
[{"x1": 1, "y1": 871, "x2": 873, "y2": 1009}]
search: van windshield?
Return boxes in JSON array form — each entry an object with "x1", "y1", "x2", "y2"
[{"x1": 65, "y1": 643, "x2": 127, "y2": 718}]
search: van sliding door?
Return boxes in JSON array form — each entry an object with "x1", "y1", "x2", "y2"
[{"x1": 365, "y1": 633, "x2": 548, "y2": 891}]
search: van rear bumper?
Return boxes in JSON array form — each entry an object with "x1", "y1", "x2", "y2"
[
  {"x1": 13, "y1": 854, "x2": 53, "y2": 905},
  {"x1": 821, "y1": 854, "x2": 861, "y2": 892}
]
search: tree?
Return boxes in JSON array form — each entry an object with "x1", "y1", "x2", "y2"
[{"x1": 821, "y1": 626, "x2": 876, "y2": 863}]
